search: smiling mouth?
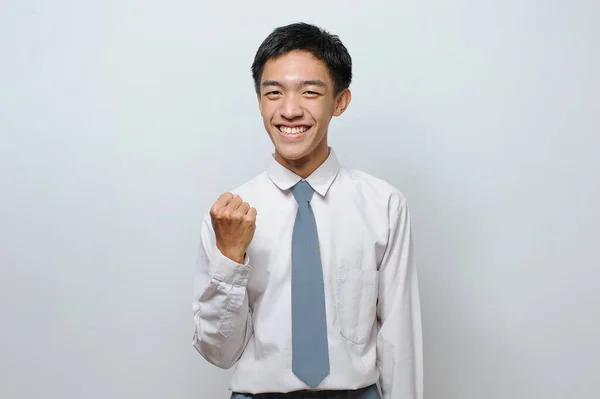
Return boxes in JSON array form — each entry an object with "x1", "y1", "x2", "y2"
[{"x1": 277, "y1": 125, "x2": 311, "y2": 135}]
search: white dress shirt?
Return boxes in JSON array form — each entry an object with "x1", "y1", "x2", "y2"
[{"x1": 192, "y1": 148, "x2": 423, "y2": 399}]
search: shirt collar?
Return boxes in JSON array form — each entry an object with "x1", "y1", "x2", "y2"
[{"x1": 266, "y1": 147, "x2": 340, "y2": 197}]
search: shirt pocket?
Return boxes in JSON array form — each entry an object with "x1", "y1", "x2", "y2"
[{"x1": 336, "y1": 265, "x2": 379, "y2": 344}]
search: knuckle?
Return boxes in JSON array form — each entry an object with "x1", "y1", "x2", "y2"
[
  {"x1": 236, "y1": 212, "x2": 246, "y2": 221},
  {"x1": 221, "y1": 210, "x2": 231, "y2": 219}
]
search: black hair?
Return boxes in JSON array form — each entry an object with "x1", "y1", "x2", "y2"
[{"x1": 251, "y1": 22, "x2": 352, "y2": 95}]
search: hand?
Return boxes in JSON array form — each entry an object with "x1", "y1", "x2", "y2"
[{"x1": 209, "y1": 193, "x2": 257, "y2": 264}]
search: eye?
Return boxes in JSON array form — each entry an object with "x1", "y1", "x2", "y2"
[
  {"x1": 265, "y1": 90, "x2": 282, "y2": 98},
  {"x1": 304, "y1": 91, "x2": 320, "y2": 97}
]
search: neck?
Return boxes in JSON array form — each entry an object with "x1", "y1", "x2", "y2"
[{"x1": 275, "y1": 143, "x2": 330, "y2": 179}]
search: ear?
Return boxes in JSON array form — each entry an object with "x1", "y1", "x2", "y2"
[{"x1": 333, "y1": 89, "x2": 352, "y2": 117}]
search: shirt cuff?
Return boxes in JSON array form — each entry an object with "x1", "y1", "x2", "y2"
[{"x1": 209, "y1": 249, "x2": 251, "y2": 286}]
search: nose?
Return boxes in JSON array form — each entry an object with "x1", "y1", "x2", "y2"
[{"x1": 280, "y1": 94, "x2": 303, "y2": 119}]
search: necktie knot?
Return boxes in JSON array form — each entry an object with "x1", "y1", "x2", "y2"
[{"x1": 291, "y1": 180, "x2": 314, "y2": 203}]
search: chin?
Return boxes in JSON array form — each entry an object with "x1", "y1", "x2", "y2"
[{"x1": 275, "y1": 146, "x2": 310, "y2": 161}]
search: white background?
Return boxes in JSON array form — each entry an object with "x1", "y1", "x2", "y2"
[{"x1": 1, "y1": 1, "x2": 598, "y2": 398}]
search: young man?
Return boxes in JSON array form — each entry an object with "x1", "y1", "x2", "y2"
[{"x1": 192, "y1": 23, "x2": 423, "y2": 399}]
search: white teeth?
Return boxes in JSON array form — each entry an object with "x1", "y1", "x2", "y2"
[{"x1": 279, "y1": 126, "x2": 308, "y2": 134}]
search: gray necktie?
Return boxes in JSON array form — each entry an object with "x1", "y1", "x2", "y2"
[{"x1": 290, "y1": 180, "x2": 330, "y2": 388}]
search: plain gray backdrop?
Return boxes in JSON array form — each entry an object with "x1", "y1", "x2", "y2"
[{"x1": 1, "y1": 1, "x2": 598, "y2": 398}]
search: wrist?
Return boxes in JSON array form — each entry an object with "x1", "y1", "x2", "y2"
[{"x1": 217, "y1": 243, "x2": 245, "y2": 264}]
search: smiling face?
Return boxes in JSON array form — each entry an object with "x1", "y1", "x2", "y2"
[{"x1": 257, "y1": 50, "x2": 351, "y2": 177}]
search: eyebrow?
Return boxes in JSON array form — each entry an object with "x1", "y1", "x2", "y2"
[{"x1": 261, "y1": 79, "x2": 327, "y2": 88}]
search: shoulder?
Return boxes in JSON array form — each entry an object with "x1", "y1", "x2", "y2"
[
  {"x1": 338, "y1": 166, "x2": 408, "y2": 211},
  {"x1": 229, "y1": 171, "x2": 270, "y2": 198}
]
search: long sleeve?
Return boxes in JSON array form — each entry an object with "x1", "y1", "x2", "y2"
[
  {"x1": 376, "y1": 194, "x2": 424, "y2": 399},
  {"x1": 192, "y1": 213, "x2": 253, "y2": 369}
]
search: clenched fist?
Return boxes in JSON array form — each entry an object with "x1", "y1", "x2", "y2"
[{"x1": 210, "y1": 193, "x2": 257, "y2": 264}]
